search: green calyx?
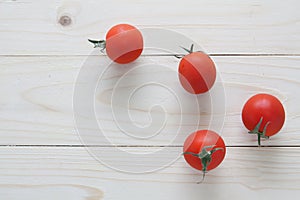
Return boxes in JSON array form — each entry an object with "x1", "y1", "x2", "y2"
[
  {"x1": 88, "y1": 39, "x2": 106, "y2": 52},
  {"x1": 181, "y1": 44, "x2": 195, "y2": 54},
  {"x1": 175, "y1": 44, "x2": 203, "y2": 59},
  {"x1": 248, "y1": 117, "x2": 270, "y2": 146},
  {"x1": 183, "y1": 145, "x2": 224, "y2": 184}
]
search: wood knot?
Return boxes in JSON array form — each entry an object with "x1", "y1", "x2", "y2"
[{"x1": 58, "y1": 15, "x2": 72, "y2": 26}]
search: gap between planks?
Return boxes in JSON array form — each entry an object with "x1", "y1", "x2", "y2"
[
  {"x1": 0, "y1": 54, "x2": 300, "y2": 57},
  {"x1": 0, "y1": 145, "x2": 300, "y2": 148}
]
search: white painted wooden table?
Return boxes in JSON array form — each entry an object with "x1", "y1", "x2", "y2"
[{"x1": 0, "y1": 0, "x2": 300, "y2": 199}]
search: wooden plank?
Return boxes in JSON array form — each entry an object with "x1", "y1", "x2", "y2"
[
  {"x1": 0, "y1": 0, "x2": 299, "y2": 55},
  {"x1": 0, "y1": 56, "x2": 299, "y2": 145},
  {"x1": 0, "y1": 146, "x2": 299, "y2": 200}
]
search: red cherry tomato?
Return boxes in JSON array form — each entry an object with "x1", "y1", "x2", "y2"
[
  {"x1": 183, "y1": 130, "x2": 226, "y2": 172},
  {"x1": 242, "y1": 93, "x2": 285, "y2": 145},
  {"x1": 89, "y1": 24, "x2": 143, "y2": 64},
  {"x1": 106, "y1": 24, "x2": 143, "y2": 64},
  {"x1": 178, "y1": 51, "x2": 216, "y2": 94}
]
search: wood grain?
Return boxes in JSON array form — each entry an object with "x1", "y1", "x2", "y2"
[
  {"x1": 0, "y1": 146, "x2": 299, "y2": 200},
  {"x1": 0, "y1": 56, "x2": 299, "y2": 146},
  {"x1": 0, "y1": 0, "x2": 299, "y2": 55},
  {"x1": 0, "y1": 185, "x2": 104, "y2": 200}
]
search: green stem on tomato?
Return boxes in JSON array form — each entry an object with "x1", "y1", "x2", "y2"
[
  {"x1": 257, "y1": 133, "x2": 261, "y2": 147},
  {"x1": 88, "y1": 39, "x2": 106, "y2": 52},
  {"x1": 174, "y1": 44, "x2": 205, "y2": 59},
  {"x1": 248, "y1": 117, "x2": 270, "y2": 146},
  {"x1": 183, "y1": 145, "x2": 224, "y2": 184},
  {"x1": 181, "y1": 44, "x2": 194, "y2": 54}
]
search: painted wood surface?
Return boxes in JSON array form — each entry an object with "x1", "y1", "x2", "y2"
[
  {"x1": 0, "y1": 0, "x2": 299, "y2": 55},
  {"x1": 0, "y1": 147, "x2": 300, "y2": 200},
  {"x1": 0, "y1": 0, "x2": 300, "y2": 199},
  {"x1": 0, "y1": 56, "x2": 299, "y2": 145}
]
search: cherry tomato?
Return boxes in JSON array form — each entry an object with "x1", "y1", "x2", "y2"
[
  {"x1": 242, "y1": 93, "x2": 285, "y2": 145},
  {"x1": 178, "y1": 49, "x2": 216, "y2": 94},
  {"x1": 183, "y1": 130, "x2": 226, "y2": 173},
  {"x1": 89, "y1": 24, "x2": 143, "y2": 64}
]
